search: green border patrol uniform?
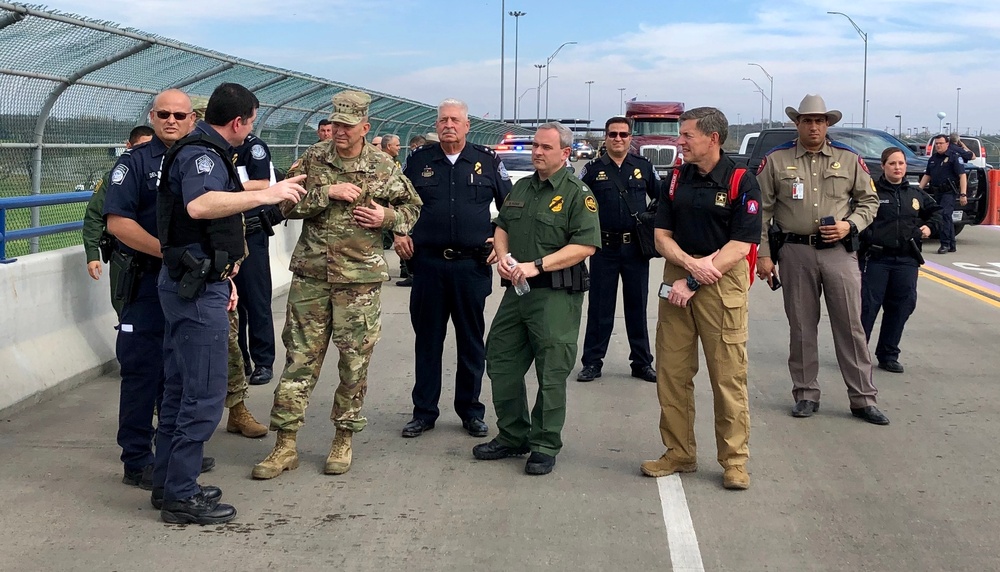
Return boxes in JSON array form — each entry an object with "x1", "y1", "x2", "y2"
[{"x1": 486, "y1": 167, "x2": 601, "y2": 457}]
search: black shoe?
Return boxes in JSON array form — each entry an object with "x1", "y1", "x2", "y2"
[
  {"x1": 878, "y1": 360, "x2": 904, "y2": 374},
  {"x1": 248, "y1": 366, "x2": 273, "y2": 386},
  {"x1": 631, "y1": 365, "x2": 656, "y2": 383},
  {"x1": 151, "y1": 485, "x2": 222, "y2": 510},
  {"x1": 576, "y1": 365, "x2": 602, "y2": 382},
  {"x1": 524, "y1": 451, "x2": 556, "y2": 475},
  {"x1": 401, "y1": 418, "x2": 434, "y2": 438},
  {"x1": 243, "y1": 363, "x2": 253, "y2": 377},
  {"x1": 160, "y1": 492, "x2": 237, "y2": 525},
  {"x1": 791, "y1": 400, "x2": 820, "y2": 418},
  {"x1": 461, "y1": 417, "x2": 489, "y2": 438},
  {"x1": 396, "y1": 277, "x2": 413, "y2": 287},
  {"x1": 851, "y1": 405, "x2": 890, "y2": 425},
  {"x1": 122, "y1": 464, "x2": 154, "y2": 490},
  {"x1": 937, "y1": 245, "x2": 949, "y2": 254},
  {"x1": 201, "y1": 457, "x2": 216, "y2": 473},
  {"x1": 948, "y1": 247, "x2": 957, "y2": 253},
  {"x1": 472, "y1": 438, "x2": 530, "y2": 460}
]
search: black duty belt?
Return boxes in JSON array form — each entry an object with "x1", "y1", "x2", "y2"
[
  {"x1": 429, "y1": 246, "x2": 482, "y2": 260},
  {"x1": 782, "y1": 232, "x2": 822, "y2": 246},
  {"x1": 245, "y1": 215, "x2": 263, "y2": 235},
  {"x1": 601, "y1": 230, "x2": 632, "y2": 245}
]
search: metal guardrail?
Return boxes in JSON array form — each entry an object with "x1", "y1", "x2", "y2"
[{"x1": 0, "y1": 191, "x2": 91, "y2": 263}]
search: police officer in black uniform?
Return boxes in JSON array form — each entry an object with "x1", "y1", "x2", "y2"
[
  {"x1": 397, "y1": 98, "x2": 511, "y2": 438},
  {"x1": 233, "y1": 133, "x2": 281, "y2": 385},
  {"x1": 860, "y1": 147, "x2": 942, "y2": 374},
  {"x1": 154, "y1": 83, "x2": 305, "y2": 524},
  {"x1": 919, "y1": 134, "x2": 967, "y2": 254},
  {"x1": 577, "y1": 116, "x2": 657, "y2": 383}
]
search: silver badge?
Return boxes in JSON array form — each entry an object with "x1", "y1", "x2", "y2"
[
  {"x1": 498, "y1": 161, "x2": 509, "y2": 181},
  {"x1": 250, "y1": 144, "x2": 266, "y2": 160},
  {"x1": 110, "y1": 164, "x2": 128, "y2": 185},
  {"x1": 195, "y1": 154, "x2": 215, "y2": 174}
]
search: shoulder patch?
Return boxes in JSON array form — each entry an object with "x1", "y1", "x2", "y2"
[
  {"x1": 755, "y1": 156, "x2": 768, "y2": 176},
  {"x1": 858, "y1": 155, "x2": 870, "y2": 174},
  {"x1": 195, "y1": 154, "x2": 215, "y2": 174},
  {"x1": 585, "y1": 195, "x2": 598, "y2": 213},
  {"x1": 110, "y1": 164, "x2": 128, "y2": 185},
  {"x1": 250, "y1": 144, "x2": 266, "y2": 160},
  {"x1": 498, "y1": 161, "x2": 509, "y2": 181}
]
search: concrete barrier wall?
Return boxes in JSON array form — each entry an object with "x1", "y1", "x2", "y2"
[{"x1": 0, "y1": 220, "x2": 302, "y2": 414}]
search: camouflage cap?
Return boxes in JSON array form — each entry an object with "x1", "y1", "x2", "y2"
[
  {"x1": 330, "y1": 90, "x2": 371, "y2": 125},
  {"x1": 190, "y1": 95, "x2": 209, "y2": 119}
]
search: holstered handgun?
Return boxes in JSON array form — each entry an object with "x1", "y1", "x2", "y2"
[
  {"x1": 111, "y1": 250, "x2": 141, "y2": 305},
  {"x1": 98, "y1": 232, "x2": 115, "y2": 263},
  {"x1": 842, "y1": 223, "x2": 860, "y2": 253},
  {"x1": 909, "y1": 238, "x2": 925, "y2": 266},
  {"x1": 767, "y1": 225, "x2": 786, "y2": 263},
  {"x1": 177, "y1": 250, "x2": 212, "y2": 301}
]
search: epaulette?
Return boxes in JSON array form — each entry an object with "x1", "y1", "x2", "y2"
[
  {"x1": 628, "y1": 151, "x2": 651, "y2": 164},
  {"x1": 472, "y1": 143, "x2": 498, "y2": 158},
  {"x1": 410, "y1": 142, "x2": 439, "y2": 155},
  {"x1": 829, "y1": 140, "x2": 861, "y2": 156},
  {"x1": 763, "y1": 140, "x2": 796, "y2": 156}
]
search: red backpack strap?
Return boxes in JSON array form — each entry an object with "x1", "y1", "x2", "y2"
[
  {"x1": 667, "y1": 168, "x2": 679, "y2": 200},
  {"x1": 727, "y1": 167, "x2": 757, "y2": 285}
]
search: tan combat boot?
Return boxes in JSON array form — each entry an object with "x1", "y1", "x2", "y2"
[
  {"x1": 226, "y1": 401, "x2": 268, "y2": 438},
  {"x1": 640, "y1": 453, "x2": 698, "y2": 477},
  {"x1": 324, "y1": 429, "x2": 353, "y2": 475},
  {"x1": 722, "y1": 465, "x2": 750, "y2": 490},
  {"x1": 252, "y1": 430, "x2": 299, "y2": 479}
]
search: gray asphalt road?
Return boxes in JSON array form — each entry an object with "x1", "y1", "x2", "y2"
[{"x1": 2, "y1": 227, "x2": 999, "y2": 571}]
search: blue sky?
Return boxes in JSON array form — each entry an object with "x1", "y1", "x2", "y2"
[{"x1": 40, "y1": 0, "x2": 1000, "y2": 134}]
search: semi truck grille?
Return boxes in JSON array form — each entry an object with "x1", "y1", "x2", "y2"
[{"x1": 640, "y1": 146, "x2": 677, "y2": 167}]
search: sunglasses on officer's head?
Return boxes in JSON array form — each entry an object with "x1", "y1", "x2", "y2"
[
  {"x1": 607, "y1": 131, "x2": 631, "y2": 139},
  {"x1": 153, "y1": 110, "x2": 194, "y2": 120}
]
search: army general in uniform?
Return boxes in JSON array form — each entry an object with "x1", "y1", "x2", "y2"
[
  {"x1": 253, "y1": 90, "x2": 421, "y2": 480},
  {"x1": 473, "y1": 122, "x2": 601, "y2": 476},
  {"x1": 756, "y1": 94, "x2": 889, "y2": 426}
]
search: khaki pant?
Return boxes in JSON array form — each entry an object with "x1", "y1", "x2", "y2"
[
  {"x1": 655, "y1": 259, "x2": 750, "y2": 469},
  {"x1": 779, "y1": 244, "x2": 877, "y2": 408}
]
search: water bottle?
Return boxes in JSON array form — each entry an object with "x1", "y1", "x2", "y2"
[{"x1": 505, "y1": 253, "x2": 531, "y2": 296}]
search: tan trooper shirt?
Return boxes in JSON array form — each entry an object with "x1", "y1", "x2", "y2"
[
  {"x1": 756, "y1": 139, "x2": 879, "y2": 258},
  {"x1": 282, "y1": 141, "x2": 422, "y2": 283}
]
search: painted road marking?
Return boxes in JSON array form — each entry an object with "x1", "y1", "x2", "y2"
[
  {"x1": 657, "y1": 475, "x2": 705, "y2": 572},
  {"x1": 919, "y1": 263, "x2": 1000, "y2": 308}
]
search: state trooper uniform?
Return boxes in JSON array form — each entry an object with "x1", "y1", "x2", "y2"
[
  {"x1": 401, "y1": 141, "x2": 511, "y2": 435},
  {"x1": 232, "y1": 133, "x2": 279, "y2": 384},
  {"x1": 577, "y1": 152, "x2": 657, "y2": 381},
  {"x1": 155, "y1": 120, "x2": 244, "y2": 513},
  {"x1": 103, "y1": 137, "x2": 167, "y2": 486}
]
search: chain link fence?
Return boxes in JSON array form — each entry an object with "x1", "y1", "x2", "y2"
[{"x1": 0, "y1": 2, "x2": 529, "y2": 258}]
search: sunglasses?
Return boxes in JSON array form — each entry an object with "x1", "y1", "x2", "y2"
[
  {"x1": 607, "y1": 131, "x2": 631, "y2": 139},
  {"x1": 153, "y1": 110, "x2": 194, "y2": 120}
]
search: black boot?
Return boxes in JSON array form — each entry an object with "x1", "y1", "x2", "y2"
[{"x1": 160, "y1": 491, "x2": 236, "y2": 525}]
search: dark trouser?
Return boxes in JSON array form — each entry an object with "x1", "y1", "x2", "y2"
[
  {"x1": 155, "y1": 269, "x2": 229, "y2": 502},
  {"x1": 860, "y1": 255, "x2": 919, "y2": 363},
  {"x1": 116, "y1": 271, "x2": 165, "y2": 472},
  {"x1": 581, "y1": 239, "x2": 652, "y2": 371},
  {"x1": 234, "y1": 229, "x2": 275, "y2": 370},
  {"x1": 935, "y1": 191, "x2": 956, "y2": 249},
  {"x1": 779, "y1": 243, "x2": 878, "y2": 408},
  {"x1": 409, "y1": 253, "x2": 490, "y2": 422},
  {"x1": 486, "y1": 287, "x2": 584, "y2": 457}
]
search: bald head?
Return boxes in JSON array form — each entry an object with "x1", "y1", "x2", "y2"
[{"x1": 149, "y1": 89, "x2": 195, "y2": 147}]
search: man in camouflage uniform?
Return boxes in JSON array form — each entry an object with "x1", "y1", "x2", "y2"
[{"x1": 253, "y1": 90, "x2": 422, "y2": 479}]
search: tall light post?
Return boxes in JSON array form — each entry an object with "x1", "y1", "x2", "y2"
[
  {"x1": 508, "y1": 10, "x2": 526, "y2": 124},
  {"x1": 618, "y1": 87, "x2": 626, "y2": 114},
  {"x1": 544, "y1": 41, "x2": 576, "y2": 122},
  {"x1": 828, "y1": 11, "x2": 868, "y2": 128},
  {"x1": 743, "y1": 78, "x2": 769, "y2": 130},
  {"x1": 534, "y1": 64, "x2": 545, "y2": 127},
  {"x1": 585, "y1": 80, "x2": 595, "y2": 133},
  {"x1": 747, "y1": 62, "x2": 773, "y2": 127},
  {"x1": 956, "y1": 87, "x2": 962, "y2": 134},
  {"x1": 519, "y1": 86, "x2": 536, "y2": 120},
  {"x1": 895, "y1": 114, "x2": 902, "y2": 138},
  {"x1": 499, "y1": 0, "x2": 505, "y2": 122},
  {"x1": 736, "y1": 113, "x2": 741, "y2": 143}
]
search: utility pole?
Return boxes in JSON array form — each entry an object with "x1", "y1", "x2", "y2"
[{"x1": 509, "y1": 10, "x2": 526, "y2": 124}]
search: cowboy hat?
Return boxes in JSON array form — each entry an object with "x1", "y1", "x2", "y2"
[{"x1": 785, "y1": 94, "x2": 842, "y2": 126}]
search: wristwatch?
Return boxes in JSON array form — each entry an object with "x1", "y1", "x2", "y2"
[
  {"x1": 960, "y1": 193, "x2": 968, "y2": 197},
  {"x1": 534, "y1": 258, "x2": 544, "y2": 272},
  {"x1": 686, "y1": 275, "x2": 700, "y2": 291}
]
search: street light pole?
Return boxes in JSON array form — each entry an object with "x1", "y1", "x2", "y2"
[
  {"x1": 748, "y1": 62, "x2": 773, "y2": 127},
  {"x1": 534, "y1": 64, "x2": 545, "y2": 127},
  {"x1": 508, "y1": 10, "x2": 526, "y2": 124},
  {"x1": 618, "y1": 87, "x2": 626, "y2": 114},
  {"x1": 895, "y1": 113, "x2": 902, "y2": 138},
  {"x1": 585, "y1": 80, "x2": 594, "y2": 133},
  {"x1": 828, "y1": 11, "x2": 868, "y2": 128},
  {"x1": 544, "y1": 41, "x2": 576, "y2": 123},
  {"x1": 742, "y1": 78, "x2": 770, "y2": 129},
  {"x1": 956, "y1": 87, "x2": 962, "y2": 134},
  {"x1": 499, "y1": 0, "x2": 505, "y2": 122}
]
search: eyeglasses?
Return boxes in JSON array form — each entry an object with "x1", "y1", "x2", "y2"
[
  {"x1": 153, "y1": 110, "x2": 194, "y2": 121},
  {"x1": 607, "y1": 131, "x2": 631, "y2": 139}
]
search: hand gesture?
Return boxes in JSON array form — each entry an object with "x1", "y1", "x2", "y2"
[
  {"x1": 353, "y1": 201, "x2": 385, "y2": 229},
  {"x1": 328, "y1": 182, "x2": 363, "y2": 203},
  {"x1": 262, "y1": 175, "x2": 307, "y2": 205}
]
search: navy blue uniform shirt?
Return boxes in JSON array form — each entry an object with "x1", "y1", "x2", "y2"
[
  {"x1": 579, "y1": 152, "x2": 657, "y2": 233},
  {"x1": 923, "y1": 151, "x2": 965, "y2": 188},
  {"x1": 104, "y1": 136, "x2": 169, "y2": 255},
  {"x1": 235, "y1": 134, "x2": 274, "y2": 216},
  {"x1": 403, "y1": 142, "x2": 512, "y2": 249},
  {"x1": 656, "y1": 152, "x2": 762, "y2": 255}
]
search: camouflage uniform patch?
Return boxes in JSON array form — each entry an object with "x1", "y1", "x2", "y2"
[{"x1": 226, "y1": 307, "x2": 249, "y2": 408}]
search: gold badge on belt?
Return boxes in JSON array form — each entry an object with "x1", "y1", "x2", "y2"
[
  {"x1": 585, "y1": 195, "x2": 598, "y2": 213},
  {"x1": 549, "y1": 195, "x2": 564, "y2": 212}
]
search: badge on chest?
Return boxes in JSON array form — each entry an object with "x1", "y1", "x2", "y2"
[{"x1": 792, "y1": 177, "x2": 804, "y2": 200}]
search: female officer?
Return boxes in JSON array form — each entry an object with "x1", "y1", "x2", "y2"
[{"x1": 860, "y1": 147, "x2": 943, "y2": 374}]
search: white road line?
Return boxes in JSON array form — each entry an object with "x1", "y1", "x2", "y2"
[{"x1": 657, "y1": 474, "x2": 705, "y2": 572}]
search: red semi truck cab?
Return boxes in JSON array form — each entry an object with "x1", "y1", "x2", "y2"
[{"x1": 625, "y1": 100, "x2": 684, "y2": 178}]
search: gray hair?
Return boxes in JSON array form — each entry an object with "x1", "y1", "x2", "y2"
[
  {"x1": 679, "y1": 107, "x2": 729, "y2": 145},
  {"x1": 380, "y1": 134, "x2": 399, "y2": 150},
  {"x1": 438, "y1": 98, "x2": 469, "y2": 120},
  {"x1": 537, "y1": 122, "x2": 573, "y2": 148}
]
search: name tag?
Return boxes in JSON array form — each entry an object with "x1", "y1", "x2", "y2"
[{"x1": 505, "y1": 200, "x2": 525, "y2": 208}]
